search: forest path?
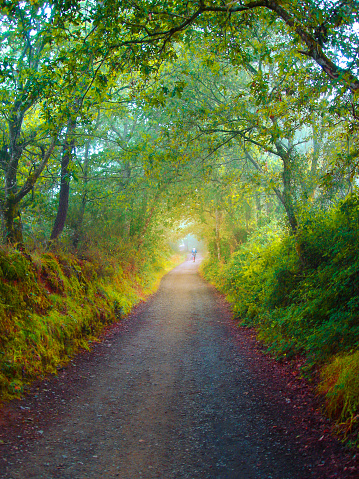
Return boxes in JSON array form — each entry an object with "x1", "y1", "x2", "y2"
[{"x1": 0, "y1": 258, "x2": 352, "y2": 478}]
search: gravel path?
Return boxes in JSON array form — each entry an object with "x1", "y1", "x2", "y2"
[{"x1": 0, "y1": 258, "x2": 356, "y2": 478}]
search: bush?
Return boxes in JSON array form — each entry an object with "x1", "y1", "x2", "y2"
[{"x1": 201, "y1": 194, "x2": 359, "y2": 443}]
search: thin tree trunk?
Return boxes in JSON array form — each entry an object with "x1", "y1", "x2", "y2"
[
  {"x1": 123, "y1": 205, "x2": 132, "y2": 239},
  {"x1": 2, "y1": 111, "x2": 24, "y2": 244},
  {"x1": 255, "y1": 192, "x2": 262, "y2": 227},
  {"x1": 281, "y1": 157, "x2": 298, "y2": 233},
  {"x1": 307, "y1": 120, "x2": 322, "y2": 200},
  {"x1": 275, "y1": 140, "x2": 298, "y2": 233},
  {"x1": 72, "y1": 140, "x2": 90, "y2": 248},
  {"x1": 137, "y1": 204, "x2": 156, "y2": 248},
  {"x1": 50, "y1": 118, "x2": 76, "y2": 242},
  {"x1": 122, "y1": 162, "x2": 132, "y2": 239},
  {"x1": 215, "y1": 209, "x2": 221, "y2": 262}
]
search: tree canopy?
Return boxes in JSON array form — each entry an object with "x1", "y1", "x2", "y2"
[{"x1": 0, "y1": 0, "x2": 358, "y2": 249}]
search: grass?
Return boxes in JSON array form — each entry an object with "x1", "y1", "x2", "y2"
[
  {"x1": 200, "y1": 194, "x2": 359, "y2": 446},
  {"x1": 0, "y1": 245, "x2": 183, "y2": 401},
  {"x1": 319, "y1": 351, "x2": 359, "y2": 445}
]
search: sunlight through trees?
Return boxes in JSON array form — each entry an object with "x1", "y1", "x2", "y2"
[{"x1": 1, "y1": 0, "x2": 359, "y2": 444}]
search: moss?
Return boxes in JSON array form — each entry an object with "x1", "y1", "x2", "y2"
[
  {"x1": 0, "y1": 250, "x2": 29, "y2": 281},
  {"x1": 319, "y1": 352, "x2": 359, "y2": 419},
  {"x1": 319, "y1": 352, "x2": 359, "y2": 444},
  {"x1": 0, "y1": 246, "x2": 182, "y2": 402}
]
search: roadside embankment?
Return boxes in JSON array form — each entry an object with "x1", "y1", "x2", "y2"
[
  {"x1": 0, "y1": 244, "x2": 182, "y2": 401},
  {"x1": 200, "y1": 195, "x2": 359, "y2": 447}
]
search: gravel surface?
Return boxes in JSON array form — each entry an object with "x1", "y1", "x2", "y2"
[{"x1": 0, "y1": 258, "x2": 357, "y2": 478}]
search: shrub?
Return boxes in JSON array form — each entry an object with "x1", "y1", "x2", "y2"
[{"x1": 201, "y1": 194, "x2": 359, "y2": 443}]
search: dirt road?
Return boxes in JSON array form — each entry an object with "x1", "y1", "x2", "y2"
[{"x1": 0, "y1": 259, "x2": 355, "y2": 478}]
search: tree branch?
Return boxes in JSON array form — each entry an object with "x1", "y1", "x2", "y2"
[
  {"x1": 15, "y1": 136, "x2": 57, "y2": 203},
  {"x1": 216, "y1": 0, "x2": 359, "y2": 93}
]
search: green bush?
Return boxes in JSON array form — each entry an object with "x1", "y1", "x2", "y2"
[{"x1": 201, "y1": 194, "x2": 359, "y2": 443}]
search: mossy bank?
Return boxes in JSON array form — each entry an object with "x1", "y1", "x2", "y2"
[
  {"x1": 201, "y1": 194, "x2": 359, "y2": 447},
  {"x1": 0, "y1": 245, "x2": 182, "y2": 401}
]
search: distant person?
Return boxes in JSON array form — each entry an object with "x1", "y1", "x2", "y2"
[{"x1": 191, "y1": 247, "x2": 197, "y2": 262}]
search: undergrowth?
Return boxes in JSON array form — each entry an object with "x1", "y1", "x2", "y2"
[
  {"x1": 201, "y1": 193, "x2": 359, "y2": 446},
  {"x1": 0, "y1": 243, "x2": 182, "y2": 401}
]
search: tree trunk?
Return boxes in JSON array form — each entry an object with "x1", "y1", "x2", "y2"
[
  {"x1": 123, "y1": 207, "x2": 132, "y2": 239},
  {"x1": 215, "y1": 209, "x2": 221, "y2": 262},
  {"x1": 50, "y1": 118, "x2": 76, "y2": 242},
  {"x1": 122, "y1": 162, "x2": 132, "y2": 239},
  {"x1": 306, "y1": 119, "x2": 322, "y2": 200},
  {"x1": 1, "y1": 197, "x2": 23, "y2": 244},
  {"x1": 137, "y1": 204, "x2": 156, "y2": 247},
  {"x1": 255, "y1": 192, "x2": 262, "y2": 227},
  {"x1": 72, "y1": 140, "x2": 90, "y2": 249},
  {"x1": 137, "y1": 189, "x2": 162, "y2": 248},
  {"x1": 244, "y1": 201, "x2": 252, "y2": 230},
  {"x1": 2, "y1": 111, "x2": 25, "y2": 244},
  {"x1": 243, "y1": 145, "x2": 298, "y2": 233},
  {"x1": 281, "y1": 156, "x2": 298, "y2": 233},
  {"x1": 274, "y1": 140, "x2": 298, "y2": 233}
]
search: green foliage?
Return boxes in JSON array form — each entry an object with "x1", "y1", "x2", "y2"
[
  {"x1": 319, "y1": 352, "x2": 359, "y2": 445},
  {"x1": 0, "y1": 245, "x2": 181, "y2": 401},
  {"x1": 201, "y1": 193, "x2": 359, "y2": 443},
  {"x1": 1, "y1": 0, "x2": 359, "y2": 446}
]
